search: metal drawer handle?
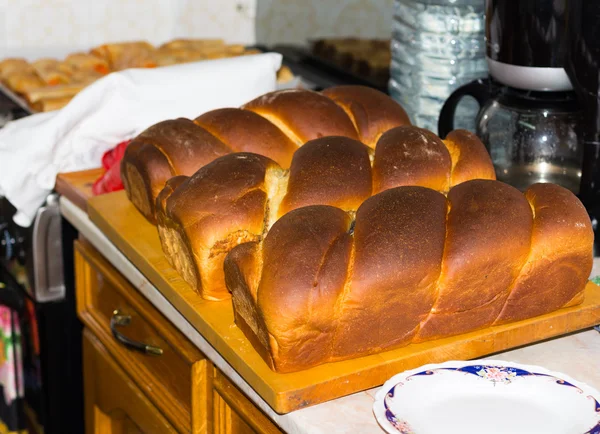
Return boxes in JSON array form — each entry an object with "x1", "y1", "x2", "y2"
[{"x1": 110, "y1": 310, "x2": 163, "y2": 356}]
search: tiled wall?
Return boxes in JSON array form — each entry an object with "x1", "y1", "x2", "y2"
[
  {"x1": 256, "y1": 0, "x2": 394, "y2": 46},
  {"x1": 0, "y1": 0, "x2": 256, "y2": 59},
  {"x1": 0, "y1": 0, "x2": 394, "y2": 59}
]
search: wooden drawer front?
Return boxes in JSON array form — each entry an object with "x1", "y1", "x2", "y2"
[
  {"x1": 83, "y1": 328, "x2": 177, "y2": 434},
  {"x1": 75, "y1": 240, "x2": 207, "y2": 433},
  {"x1": 213, "y1": 370, "x2": 282, "y2": 434}
]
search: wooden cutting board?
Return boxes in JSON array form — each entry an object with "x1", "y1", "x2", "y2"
[
  {"x1": 87, "y1": 190, "x2": 600, "y2": 414},
  {"x1": 55, "y1": 168, "x2": 104, "y2": 211}
]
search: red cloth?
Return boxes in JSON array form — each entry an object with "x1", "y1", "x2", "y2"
[{"x1": 92, "y1": 140, "x2": 131, "y2": 195}]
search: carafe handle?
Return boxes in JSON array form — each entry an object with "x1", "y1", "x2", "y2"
[{"x1": 438, "y1": 78, "x2": 492, "y2": 138}]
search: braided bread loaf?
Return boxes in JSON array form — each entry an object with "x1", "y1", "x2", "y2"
[
  {"x1": 155, "y1": 125, "x2": 495, "y2": 301},
  {"x1": 121, "y1": 86, "x2": 410, "y2": 224},
  {"x1": 223, "y1": 181, "x2": 593, "y2": 373}
]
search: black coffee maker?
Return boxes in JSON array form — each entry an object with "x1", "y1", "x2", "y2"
[
  {"x1": 566, "y1": 0, "x2": 600, "y2": 255},
  {"x1": 439, "y1": 0, "x2": 600, "y2": 254},
  {"x1": 439, "y1": 0, "x2": 583, "y2": 195}
]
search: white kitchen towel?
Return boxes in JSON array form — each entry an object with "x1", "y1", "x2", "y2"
[{"x1": 0, "y1": 52, "x2": 282, "y2": 227}]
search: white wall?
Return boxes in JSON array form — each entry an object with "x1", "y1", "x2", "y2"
[
  {"x1": 256, "y1": 0, "x2": 394, "y2": 46},
  {"x1": 0, "y1": 0, "x2": 257, "y2": 59}
]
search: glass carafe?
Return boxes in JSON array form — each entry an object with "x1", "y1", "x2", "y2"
[{"x1": 439, "y1": 79, "x2": 583, "y2": 194}]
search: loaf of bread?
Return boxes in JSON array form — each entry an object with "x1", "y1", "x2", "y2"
[
  {"x1": 121, "y1": 86, "x2": 412, "y2": 223},
  {"x1": 223, "y1": 181, "x2": 593, "y2": 372},
  {"x1": 155, "y1": 126, "x2": 494, "y2": 300}
]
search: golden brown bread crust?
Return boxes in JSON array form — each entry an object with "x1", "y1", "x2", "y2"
[
  {"x1": 31, "y1": 58, "x2": 72, "y2": 85},
  {"x1": 90, "y1": 41, "x2": 157, "y2": 70},
  {"x1": 416, "y1": 180, "x2": 533, "y2": 340},
  {"x1": 122, "y1": 143, "x2": 174, "y2": 222},
  {"x1": 373, "y1": 126, "x2": 452, "y2": 194},
  {"x1": 242, "y1": 89, "x2": 359, "y2": 145},
  {"x1": 160, "y1": 153, "x2": 282, "y2": 300},
  {"x1": 121, "y1": 118, "x2": 232, "y2": 223},
  {"x1": 256, "y1": 206, "x2": 354, "y2": 372},
  {"x1": 227, "y1": 180, "x2": 592, "y2": 372},
  {"x1": 333, "y1": 187, "x2": 448, "y2": 361},
  {"x1": 30, "y1": 96, "x2": 73, "y2": 112},
  {"x1": 194, "y1": 108, "x2": 298, "y2": 168},
  {"x1": 278, "y1": 136, "x2": 372, "y2": 216},
  {"x1": 156, "y1": 128, "x2": 495, "y2": 301},
  {"x1": 64, "y1": 53, "x2": 110, "y2": 75},
  {"x1": 22, "y1": 82, "x2": 90, "y2": 103},
  {"x1": 0, "y1": 58, "x2": 32, "y2": 79},
  {"x1": 443, "y1": 129, "x2": 496, "y2": 185},
  {"x1": 495, "y1": 183, "x2": 593, "y2": 323},
  {"x1": 4, "y1": 72, "x2": 45, "y2": 94},
  {"x1": 124, "y1": 86, "x2": 493, "y2": 229},
  {"x1": 322, "y1": 85, "x2": 410, "y2": 147}
]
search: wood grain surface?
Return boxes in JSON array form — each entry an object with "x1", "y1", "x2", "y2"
[
  {"x1": 55, "y1": 168, "x2": 104, "y2": 212},
  {"x1": 87, "y1": 190, "x2": 600, "y2": 414}
]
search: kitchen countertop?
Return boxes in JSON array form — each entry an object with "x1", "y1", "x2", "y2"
[{"x1": 59, "y1": 196, "x2": 600, "y2": 433}]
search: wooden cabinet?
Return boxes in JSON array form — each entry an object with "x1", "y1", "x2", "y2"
[
  {"x1": 75, "y1": 239, "x2": 282, "y2": 434},
  {"x1": 83, "y1": 329, "x2": 177, "y2": 434},
  {"x1": 212, "y1": 370, "x2": 281, "y2": 434}
]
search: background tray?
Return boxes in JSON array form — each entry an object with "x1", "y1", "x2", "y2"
[{"x1": 87, "y1": 190, "x2": 600, "y2": 414}]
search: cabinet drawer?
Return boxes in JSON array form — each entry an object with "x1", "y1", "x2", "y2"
[
  {"x1": 75, "y1": 239, "x2": 207, "y2": 433},
  {"x1": 213, "y1": 369, "x2": 282, "y2": 434},
  {"x1": 83, "y1": 328, "x2": 177, "y2": 434}
]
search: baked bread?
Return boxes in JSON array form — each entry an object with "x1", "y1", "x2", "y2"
[
  {"x1": 22, "y1": 81, "x2": 92, "y2": 104},
  {"x1": 155, "y1": 127, "x2": 494, "y2": 300},
  {"x1": 224, "y1": 181, "x2": 593, "y2": 372},
  {"x1": 64, "y1": 53, "x2": 110, "y2": 75},
  {"x1": 157, "y1": 154, "x2": 282, "y2": 300},
  {"x1": 321, "y1": 85, "x2": 410, "y2": 147},
  {"x1": 0, "y1": 58, "x2": 33, "y2": 80},
  {"x1": 121, "y1": 118, "x2": 232, "y2": 223},
  {"x1": 30, "y1": 96, "x2": 73, "y2": 112},
  {"x1": 242, "y1": 89, "x2": 360, "y2": 145},
  {"x1": 0, "y1": 59, "x2": 45, "y2": 93},
  {"x1": 90, "y1": 41, "x2": 157, "y2": 70},
  {"x1": 31, "y1": 58, "x2": 72, "y2": 85},
  {"x1": 122, "y1": 86, "x2": 413, "y2": 223}
]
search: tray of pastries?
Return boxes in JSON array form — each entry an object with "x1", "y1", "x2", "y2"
[
  {"x1": 310, "y1": 38, "x2": 391, "y2": 89},
  {"x1": 0, "y1": 39, "x2": 294, "y2": 113}
]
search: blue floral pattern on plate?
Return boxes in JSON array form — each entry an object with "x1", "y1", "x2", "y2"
[{"x1": 383, "y1": 364, "x2": 600, "y2": 434}]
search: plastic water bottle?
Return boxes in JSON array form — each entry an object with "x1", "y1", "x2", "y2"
[{"x1": 389, "y1": 0, "x2": 487, "y2": 132}]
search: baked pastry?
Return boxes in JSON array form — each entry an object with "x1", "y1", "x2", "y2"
[
  {"x1": 122, "y1": 87, "x2": 411, "y2": 224},
  {"x1": 155, "y1": 126, "x2": 494, "y2": 300},
  {"x1": 224, "y1": 181, "x2": 593, "y2": 372},
  {"x1": 121, "y1": 118, "x2": 232, "y2": 223},
  {"x1": 160, "y1": 39, "x2": 225, "y2": 52},
  {"x1": 276, "y1": 65, "x2": 294, "y2": 83},
  {"x1": 22, "y1": 81, "x2": 92, "y2": 104},
  {"x1": 91, "y1": 41, "x2": 157, "y2": 70},
  {"x1": 242, "y1": 89, "x2": 360, "y2": 145},
  {"x1": 311, "y1": 38, "x2": 391, "y2": 84},
  {"x1": 194, "y1": 108, "x2": 298, "y2": 168},
  {"x1": 30, "y1": 96, "x2": 73, "y2": 112},
  {"x1": 31, "y1": 58, "x2": 72, "y2": 85},
  {"x1": 0, "y1": 39, "x2": 293, "y2": 109},
  {"x1": 3, "y1": 72, "x2": 45, "y2": 94},
  {"x1": 64, "y1": 53, "x2": 110, "y2": 75},
  {"x1": 0, "y1": 58, "x2": 32, "y2": 80},
  {"x1": 322, "y1": 85, "x2": 410, "y2": 147},
  {"x1": 156, "y1": 154, "x2": 282, "y2": 300}
]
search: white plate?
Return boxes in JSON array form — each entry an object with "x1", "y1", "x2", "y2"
[{"x1": 373, "y1": 359, "x2": 600, "y2": 434}]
